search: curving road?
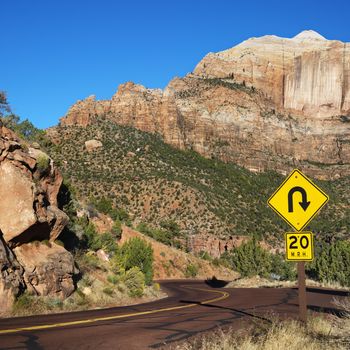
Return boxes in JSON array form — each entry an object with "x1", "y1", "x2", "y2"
[{"x1": 0, "y1": 280, "x2": 348, "y2": 349}]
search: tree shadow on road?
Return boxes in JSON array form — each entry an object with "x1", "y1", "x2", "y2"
[
  {"x1": 306, "y1": 287, "x2": 350, "y2": 297},
  {"x1": 179, "y1": 299, "x2": 273, "y2": 324},
  {"x1": 204, "y1": 277, "x2": 229, "y2": 288}
]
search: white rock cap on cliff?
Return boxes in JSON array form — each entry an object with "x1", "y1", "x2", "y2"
[{"x1": 292, "y1": 30, "x2": 327, "y2": 41}]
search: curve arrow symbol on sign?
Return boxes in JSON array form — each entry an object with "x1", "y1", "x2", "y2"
[{"x1": 288, "y1": 186, "x2": 311, "y2": 212}]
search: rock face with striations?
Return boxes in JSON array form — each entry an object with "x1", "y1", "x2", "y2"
[
  {"x1": 59, "y1": 31, "x2": 350, "y2": 179},
  {"x1": 194, "y1": 30, "x2": 350, "y2": 117},
  {"x1": 0, "y1": 121, "x2": 76, "y2": 315}
]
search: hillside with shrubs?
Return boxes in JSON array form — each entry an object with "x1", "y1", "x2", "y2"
[
  {"x1": 44, "y1": 118, "x2": 350, "y2": 287},
  {"x1": 48, "y1": 118, "x2": 350, "y2": 243}
]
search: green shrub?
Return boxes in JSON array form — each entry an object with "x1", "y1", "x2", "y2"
[
  {"x1": 107, "y1": 274, "x2": 119, "y2": 285},
  {"x1": 198, "y1": 251, "x2": 211, "y2": 261},
  {"x1": 212, "y1": 258, "x2": 221, "y2": 267},
  {"x1": 83, "y1": 223, "x2": 102, "y2": 251},
  {"x1": 93, "y1": 197, "x2": 113, "y2": 214},
  {"x1": 119, "y1": 237, "x2": 154, "y2": 285},
  {"x1": 1, "y1": 114, "x2": 52, "y2": 146},
  {"x1": 111, "y1": 220, "x2": 122, "y2": 239},
  {"x1": 36, "y1": 154, "x2": 50, "y2": 172},
  {"x1": 306, "y1": 240, "x2": 350, "y2": 286},
  {"x1": 111, "y1": 208, "x2": 129, "y2": 222},
  {"x1": 185, "y1": 263, "x2": 198, "y2": 278},
  {"x1": 12, "y1": 293, "x2": 34, "y2": 313},
  {"x1": 12, "y1": 293, "x2": 63, "y2": 316},
  {"x1": 224, "y1": 239, "x2": 271, "y2": 278},
  {"x1": 137, "y1": 222, "x2": 180, "y2": 247},
  {"x1": 99, "y1": 232, "x2": 117, "y2": 254},
  {"x1": 160, "y1": 220, "x2": 181, "y2": 237},
  {"x1": 223, "y1": 239, "x2": 296, "y2": 280},
  {"x1": 270, "y1": 253, "x2": 296, "y2": 281},
  {"x1": 124, "y1": 267, "x2": 145, "y2": 297},
  {"x1": 102, "y1": 287, "x2": 114, "y2": 296},
  {"x1": 110, "y1": 255, "x2": 125, "y2": 276},
  {"x1": 90, "y1": 197, "x2": 130, "y2": 224},
  {"x1": 76, "y1": 252, "x2": 102, "y2": 272}
]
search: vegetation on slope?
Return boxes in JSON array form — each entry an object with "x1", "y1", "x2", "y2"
[
  {"x1": 222, "y1": 239, "x2": 296, "y2": 281},
  {"x1": 45, "y1": 118, "x2": 350, "y2": 286},
  {"x1": 47, "y1": 118, "x2": 350, "y2": 245}
]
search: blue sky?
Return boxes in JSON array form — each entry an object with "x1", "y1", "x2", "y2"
[{"x1": 2, "y1": 0, "x2": 349, "y2": 129}]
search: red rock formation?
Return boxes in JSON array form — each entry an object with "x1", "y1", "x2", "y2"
[
  {"x1": 59, "y1": 31, "x2": 350, "y2": 179},
  {"x1": 0, "y1": 235, "x2": 24, "y2": 314},
  {"x1": 14, "y1": 242, "x2": 76, "y2": 298},
  {"x1": 188, "y1": 234, "x2": 249, "y2": 258},
  {"x1": 0, "y1": 121, "x2": 76, "y2": 314}
]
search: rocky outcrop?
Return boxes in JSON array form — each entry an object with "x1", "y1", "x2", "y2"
[
  {"x1": 0, "y1": 162, "x2": 37, "y2": 242},
  {"x1": 59, "y1": 31, "x2": 350, "y2": 179},
  {"x1": 0, "y1": 121, "x2": 76, "y2": 313},
  {"x1": 62, "y1": 95, "x2": 110, "y2": 127},
  {"x1": 188, "y1": 234, "x2": 249, "y2": 258},
  {"x1": 13, "y1": 242, "x2": 76, "y2": 298},
  {"x1": 90, "y1": 213, "x2": 114, "y2": 234},
  {"x1": 0, "y1": 124, "x2": 69, "y2": 245},
  {"x1": 0, "y1": 236, "x2": 24, "y2": 314},
  {"x1": 85, "y1": 139, "x2": 103, "y2": 152}
]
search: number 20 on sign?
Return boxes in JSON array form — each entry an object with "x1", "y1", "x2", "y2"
[{"x1": 285, "y1": 232, "x2": 314, "y2": 261}]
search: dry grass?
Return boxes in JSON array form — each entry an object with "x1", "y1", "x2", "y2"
[
  {"x1": 174, "y1": 312, "x2": 350, "y2": 350},
  {"x1": 331, "y1": 297, "x2": 350, "y2": 338},
  {"x1": 227, "y1": 276, "x2": 349, "y2": 290},
  {"x1": 10, "y1": 281, "x2": 165, "y2": 317},
  {"x1": 226, "y1": 276, "x2": 296, "y2": 288}
]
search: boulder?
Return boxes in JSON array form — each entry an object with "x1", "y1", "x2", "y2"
[
  {"x1": 96, "y1": 249, "x2": 110, "y2": 262},
  {"x1": 85, "y1": 139, "x2": 103, "y2": 152},
  {"x1": 0, "y1": 162, "x2": 37, "y2": 242},
  {"x1": 14, "y1": 242, "x2": 77, "y2": 298},
  {"x1": 46, "y1": 206, "x2": 69, "y2": 242}
]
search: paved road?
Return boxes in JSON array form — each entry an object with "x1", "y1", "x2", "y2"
[{"x1": 0, "y1": 280, "x2": 348, "y2": 349}]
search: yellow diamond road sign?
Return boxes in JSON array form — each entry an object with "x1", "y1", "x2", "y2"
[
  {"x1": 268, "y1": 169, "x2": 329, "y2": 231},
  {"x1": 285, "y1": 232, "x2": 314, "y2": 261}
]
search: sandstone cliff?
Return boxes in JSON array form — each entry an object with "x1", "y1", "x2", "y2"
[
  {"x1": 194, "y1": 30, "x2": 350, "y2": 117},
  {"x1": 0, "y1": 121, "x2": 77, "y2": 314},
  {"x1": 59, "y1": 31, "x2": 350, "y2": 179}
]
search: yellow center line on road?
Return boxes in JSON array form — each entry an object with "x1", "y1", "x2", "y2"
[{"x1": 0, "y1": 286, "x2": 230, "y2": 335}]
